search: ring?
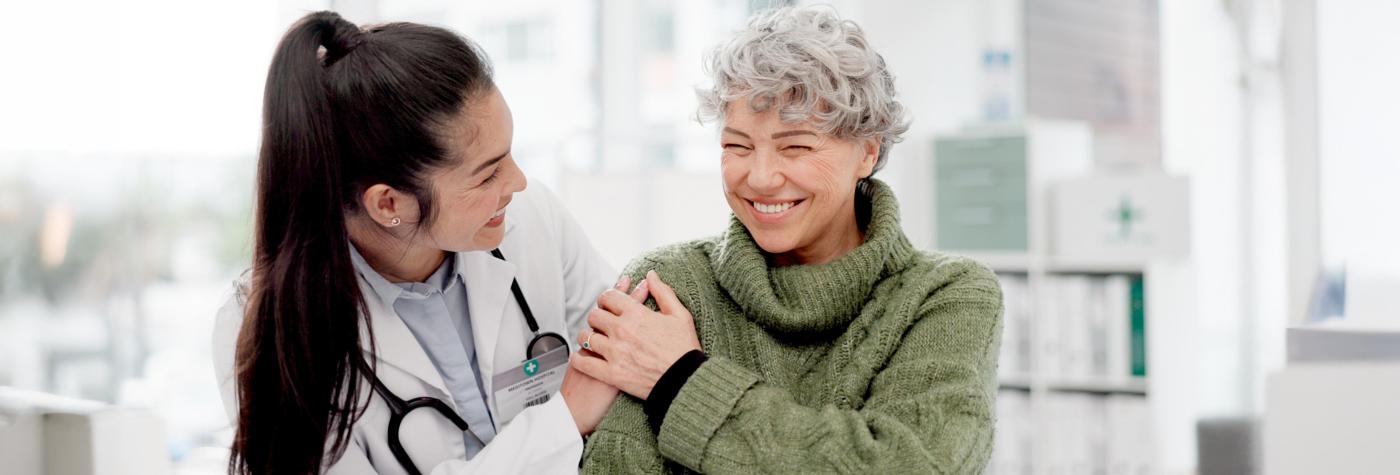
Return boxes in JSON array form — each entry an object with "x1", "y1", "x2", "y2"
[{"x1": 582, "y1": 331, "x2": 594, "y2": 350}]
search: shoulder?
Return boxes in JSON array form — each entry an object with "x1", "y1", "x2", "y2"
[
  {"x1": 213, "y1": 275, "x2": 251, "y2": 357},
  {"x1": 906, "y1": 251, "x2": 1003, "y2": 305},
  {"x1": 212, "y1": 275, "x2": 251, "y2": 424},
  {"x1": 619, "y1": 236, "x2": 720, "y2": 282},
  {"x1": 883, "y1": 253, "x2": 1003, "y2": 363},
  {"x1": 889, "y1": 251, "x2": 1003, "y2": 339}
]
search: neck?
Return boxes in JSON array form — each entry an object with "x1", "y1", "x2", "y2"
[
  {"x1": 771, "y1": 200, "x2": 864, "y2": 267},
  {"x1": 346, "y1": 217, "x2": 447, "y2": 283}
]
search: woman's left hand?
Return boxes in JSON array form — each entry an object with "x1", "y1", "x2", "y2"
[{"x1": 571, "y1": 270, "x2": 701, "y2": 400}]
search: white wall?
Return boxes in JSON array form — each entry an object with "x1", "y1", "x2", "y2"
[
  {"x1": 835, "y1": 0, "x2": 985, "y2": 248},
  {"x1": 1316, "y1": 0, "x2": 1400, "y2": 324},
  {"x1": 1161, "y1": 0, "x2": 1248, "y2": 420}
]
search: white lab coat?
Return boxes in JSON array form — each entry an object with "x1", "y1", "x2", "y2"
[{"x1": 212, "y1": 183, "x2": 615, "y2": 474}]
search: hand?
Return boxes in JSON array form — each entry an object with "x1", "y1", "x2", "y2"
[
  {"x1": 559, "y1": 275, "x2": 649, "y2": 435},
  {"x1": 559, "y1": 362, "x2": 616, "y2": 436},
  {"x1": 570, "y1": 271, "x2": 701, "y2": 400}
]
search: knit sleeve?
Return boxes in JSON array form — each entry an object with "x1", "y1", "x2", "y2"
[
  {"x1": 579, "y1": 247, "x2": 699, "y2": 475},
  {"x1": 581, "y1": 396, "x2": 674, "y2": 474},
  {"x1": 657, "y1": 265, "x2": 1004, "y2": 474}
]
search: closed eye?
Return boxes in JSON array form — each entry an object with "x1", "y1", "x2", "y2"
[
  {"x1": 723, "y1": 143, "x2": 751, "y2": 151},
  {"x1": 480, "y1": 167, "x2": 501, "y2": 185}
]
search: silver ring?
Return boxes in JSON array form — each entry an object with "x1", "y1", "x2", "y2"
[{"x1": 582, "y1": 331, "x2": 594, "y2": 350}]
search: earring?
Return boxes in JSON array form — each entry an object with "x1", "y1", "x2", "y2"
[{"x1": 389, "y1": 217, "x2": 401, "y2": 227}]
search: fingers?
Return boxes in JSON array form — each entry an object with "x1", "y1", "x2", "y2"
[
  {"x1": 576, "y1": 328, "x2": 612, "y2": 358},
  {"x1": 587, "y1": 307, "x2": 618, "y2": 334},
  {"x1": 646, "y1": 270, "x2": 689, "y2": 318},
  {"x1": 569, "y1": 351, "x2": 611, "y2": 382},
  {"x1": 614, "y1": 275, "x2": 631, "y2": 292},
  {"x1": 575, "y1": 328, "x2": 594, "y2": 354},
  {"x1": 628, "y1": 277, "x2": 650, "y2": 302},
  {"x1": 596, "y1": 288, "x2": 645, "y2": 315}
]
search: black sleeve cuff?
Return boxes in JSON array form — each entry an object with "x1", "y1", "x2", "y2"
[{"x1": 643, "y1": 349, "x2": 708, "y2": 434}]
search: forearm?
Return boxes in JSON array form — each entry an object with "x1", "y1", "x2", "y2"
[
  {"x1": 657, "y1": 357, "x2": 996, "y2": 474},
  {"x1": 582, "y1": 399, "x2": 672, "y2": 474}
]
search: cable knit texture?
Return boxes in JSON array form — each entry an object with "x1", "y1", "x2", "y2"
[{"x1": 581, "y1": 179, "x2": 1003, "y2": 474}]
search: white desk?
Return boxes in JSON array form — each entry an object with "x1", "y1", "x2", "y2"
[
  {"x1": 0, "y1": 387, "x2": 169, "y2": 475},
  {"x1": 1262, "y1": 363, "x2": 1400, "y2": 475}
]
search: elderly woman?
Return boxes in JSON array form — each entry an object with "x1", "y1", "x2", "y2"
[{"x1": 572, "y1": 7, "x2": 1002, "y2": 474}]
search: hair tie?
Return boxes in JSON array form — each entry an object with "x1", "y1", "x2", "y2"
[{"x1": 321, "y1": 21, "x2": 363, "y2": 66}]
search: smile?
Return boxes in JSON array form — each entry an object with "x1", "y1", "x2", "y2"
[{"x1": 748, "y1": 199, "x2": 804, "y2": 215}]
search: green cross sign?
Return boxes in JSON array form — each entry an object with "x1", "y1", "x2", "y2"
[
  {"x1": 523, "y1": 359, "x2": 539, "y2": 377},
  {"x1": 1111, "y1": 197, "x2": 1142, "y2": 239}
]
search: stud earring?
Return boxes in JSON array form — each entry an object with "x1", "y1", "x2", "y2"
[{"x1": 389, "y1": 217, "x2": 401, "y2": 227}]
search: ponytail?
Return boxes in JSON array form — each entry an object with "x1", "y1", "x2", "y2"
[
  {"x1": 232, "y1": 12, "x2": 367, "y2": 475},
  {"x1": 231, "y1": 11, "x2": 493, "y2": 474}
]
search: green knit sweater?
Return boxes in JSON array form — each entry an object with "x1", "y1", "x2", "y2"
[{"x1": 581, "y1": 180, "x2": 1003, "y2": 474}]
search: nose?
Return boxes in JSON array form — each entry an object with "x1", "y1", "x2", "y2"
[
  {"x1": 745, "y1": 149, "x2": 785, "y2": 193},
  {"x1": 504, "y1": 156, "x2": 527, "y2": 194}
]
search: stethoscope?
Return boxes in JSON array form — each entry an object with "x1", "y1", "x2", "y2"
[{"x1": 369, "y1": 249, "x2": 569, "y2": 475}]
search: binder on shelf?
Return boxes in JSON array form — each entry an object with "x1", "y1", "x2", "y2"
[
  {"x1": 1105, "y1": 275, "x2": 1131, "y2": 379},
  {"x1": 1025, "y1": 273, "x2": 1147, "y2": 382},
  {"x1": 1130, "y1": 276, "x2": 1147, "y2": 377},
  {"x1": 997, "y1": 275, "x2": 1033, "y2": 377}
]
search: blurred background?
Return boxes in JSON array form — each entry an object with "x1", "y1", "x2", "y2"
[{"x1": 1, "y1": 0, "x2": 1398, "y2": 473}]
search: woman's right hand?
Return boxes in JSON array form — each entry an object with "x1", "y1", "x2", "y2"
[{"x1": 559, "y1": 275, "x2": 649, "y2": 435}]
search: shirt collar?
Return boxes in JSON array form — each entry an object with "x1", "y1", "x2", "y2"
[
  {"x1": 349, "y1": 244, "x2": 407, "y2": 305},
  {"x1": 404, "y1": 252, "x2": 457, "y2": 295},
  {"x1": 349, "y1": 244, "x2": 466, "y2": 302}
]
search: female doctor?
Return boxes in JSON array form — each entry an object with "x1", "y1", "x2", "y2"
[{"x1": 212, "y1": 12, "x2": 634, "y2": 474}]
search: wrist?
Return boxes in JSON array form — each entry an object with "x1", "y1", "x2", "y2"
[
  {"x1": 561, "y1": 390, "x2": 588, "y2": 435},
  {"x1": 643, "y1": 349, "x2": 708, "y2": 434}
]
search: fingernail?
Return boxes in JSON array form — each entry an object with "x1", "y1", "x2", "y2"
[
  {"x1": 636, "y1": 280, "x2": 649, "y2": 292},
  {"x1": 616, "y1": 275, "x2": 630, "y2": 289},
  {"x1": 647, "y1": 270, "x2": 657, "y2": 279}
]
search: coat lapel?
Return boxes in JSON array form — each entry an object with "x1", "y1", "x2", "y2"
[
  {"x1": 356, "y1": 278, "x2": 451, "y2": 397},
  {"x1": 458, "y1": 215, "x2": 521, "y2": 402}
]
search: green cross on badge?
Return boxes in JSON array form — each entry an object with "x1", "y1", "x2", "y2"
[{"x1": 523, "y1": 358, "x2": 539, "y2": 377}]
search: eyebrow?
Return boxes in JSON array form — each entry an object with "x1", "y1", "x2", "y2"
[
  {"x1": 472, "y1": 150, "x2": 509, "y2": 175},
  {"x1": 721, "y1": 127, "x2": 750, "y2": 139},
  {"x1": 721, "y1": 128, "x2": 819, "y2": 140},
  {"x1": 771, "y1": 130, "x2": 817, "y2": 139}
]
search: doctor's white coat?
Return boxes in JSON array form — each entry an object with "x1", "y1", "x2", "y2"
[{"x1": 213, "y1": 183, "x2": 615, "y2": 474}]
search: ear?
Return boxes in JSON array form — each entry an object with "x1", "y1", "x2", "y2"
[
  {"x1": 855, "y1": 137, "x2": 880, "y2": 179},
  {"x1": 361, "y1": 184, "x2": 417, "y2": 227}
]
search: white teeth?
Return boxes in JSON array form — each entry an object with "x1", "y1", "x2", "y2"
[
  {"x1": 752, "y1": 201, "x2": 795, "y2": 214},
  {"x1": 493, "y1": 208, "x2": 506, "y2": 218}
]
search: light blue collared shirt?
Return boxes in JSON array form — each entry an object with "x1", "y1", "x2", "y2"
[{"x1": 350, "y1": 245, "x2": 497, "y2": 458}]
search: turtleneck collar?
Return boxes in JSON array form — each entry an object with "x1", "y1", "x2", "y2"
[{"x1": 709, "y1": 178, "x2": 917, "y2": 337}]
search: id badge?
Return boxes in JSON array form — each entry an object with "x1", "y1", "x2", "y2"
[{"x1": 491, "y1": 344, "x2": 569, "y2": 426}]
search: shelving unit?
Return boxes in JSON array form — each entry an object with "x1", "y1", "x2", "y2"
[
  {"x1": 974, "y1": 252, "x2": 1196, "y2": 475},
  {"x1": 932, "y1": 121, "x2": 1196, "y2": 474}
]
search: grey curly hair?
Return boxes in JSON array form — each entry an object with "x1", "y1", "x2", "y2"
[{"x1": 697, "y1": 6, "x2": 910, "y2": 173}]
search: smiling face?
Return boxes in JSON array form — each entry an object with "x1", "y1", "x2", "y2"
[
  {"x1": 720, "y1": 98, "x2": 880, "y2": 266},
  {"x1": 418, "y1": 87, "x2": 526, "y2": 251},
  {"x1": 358, "y1": 87, "x2": 526, "y2": 258}
]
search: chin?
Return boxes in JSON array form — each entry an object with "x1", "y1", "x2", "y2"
[
  {"x1": 749, "y1": 229, "x2": 799, "y2": 255},
  {"x1": 470, "y1": 229, "x2": 506, "y2": 251}
]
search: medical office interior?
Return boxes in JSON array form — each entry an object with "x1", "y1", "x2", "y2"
[{"x1": 1, "y1": 0, "x2": 1397, "y2": 473}]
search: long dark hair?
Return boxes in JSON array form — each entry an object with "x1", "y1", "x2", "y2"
[{"x1": 232, "y1": 11, "x2": 493, "y2": 474}]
